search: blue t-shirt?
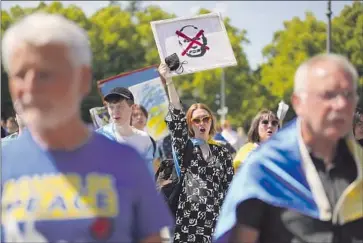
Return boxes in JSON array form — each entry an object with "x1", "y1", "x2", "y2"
[{"x1": 1, "y1": 130, "x2": 173, "y2": 242}]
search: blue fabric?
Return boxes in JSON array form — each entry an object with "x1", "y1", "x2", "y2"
[
  {"x1": 1, "y1": 130, "x2": 173, "y2": 242},
  {"x1": 214, "y1": 133, "x2": 227, "y2": 143},
  {"x1": 190, "y1": 138, "x2": 208, "y2": 146},
  {"x1": 214, "y1": 119, "x2": 320, "y2": 242},
  {"x1": 1, "y1": 132, "x2": 19, "y2": 147}
]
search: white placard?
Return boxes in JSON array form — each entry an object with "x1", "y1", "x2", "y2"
[{"x1": 151, "y1": 12, "x2": 237, "y2": 76}]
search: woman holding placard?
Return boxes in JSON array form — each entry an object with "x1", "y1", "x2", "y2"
[{"x1": 159, "y1": 63, "x2": 234, "y2": 243}]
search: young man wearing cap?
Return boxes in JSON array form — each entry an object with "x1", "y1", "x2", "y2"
[{"x1": 97, "y1": 87, "x2": 156, "y2": 176}]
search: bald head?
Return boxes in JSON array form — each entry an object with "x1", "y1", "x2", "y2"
[
  {"x1": 293, "y1": 53, "x2": 358, "y2": 94},
  {"x1": 291, "y1": 53, "x2": 359, "y2": 142}
]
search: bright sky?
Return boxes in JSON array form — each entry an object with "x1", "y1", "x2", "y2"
[{"x1": 2, "y1": 1, "x2": 353, "y2": 70}]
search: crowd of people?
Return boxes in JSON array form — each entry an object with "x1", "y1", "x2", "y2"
[{"x1": 1, "y1": 12, "x2": 362, "y2": 243}]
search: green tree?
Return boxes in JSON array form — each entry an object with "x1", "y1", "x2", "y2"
[
  {"x1": 1, "y1": 2, "x2": 96, "y2": 121},
  {"x1": 134, "y1": 5, "x2": 175, "y2": 65},
  {"x1": 1, "y1": 10, "x2": 13, "y2": 114},
  {"x1": 332, "y1": 0, "x2": 363, "y2": 106},
  {"x1": 260, "y1": 12, "x2": 326, "y2": 101},
  {"x1": 0, "y1": 2, "x2": 271, "y2": 126},
  {"x1": 0, "y1": 2, "x2": 176, "y2": 121},
  {"x1": 260, "y1": 1, "x2": 363, "y2": 114}
]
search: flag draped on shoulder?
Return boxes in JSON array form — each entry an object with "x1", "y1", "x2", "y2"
[{"x1": 214, "y1": 118, "x2": 363, "y2": 242}]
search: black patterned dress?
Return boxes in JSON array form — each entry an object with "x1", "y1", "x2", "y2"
[{"x1": 165, "y1": 104, "x2": 234, "y2": 243}]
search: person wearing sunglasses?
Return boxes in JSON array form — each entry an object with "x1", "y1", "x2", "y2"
[
  {"x1": 158, "y1": 63, "x2": 234, "y2": 243},
  {"x1": 233, "y1": 109, "x2": 280, "y2": 172},
  {"x1": 353, "y1": 108, "x2": 363, "y2": 146}
]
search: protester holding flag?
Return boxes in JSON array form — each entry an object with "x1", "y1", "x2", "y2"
[
  {"x1": 1, "y1": 12, "x2": 172, "y2": 243},
  {"x1": 159, "y1": 63, "x2": 234, "y2": 243},
  {"x1": 214, "y1": 53, "x2": 363, "y2": 243},
  {"x1": 233, "y1": 109, "x2": 280, "y2": 172},
  {"x1": 97, "y1": 87, "x2": 156, "y2": 177}
]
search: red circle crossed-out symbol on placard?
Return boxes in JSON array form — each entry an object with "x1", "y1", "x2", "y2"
[{"x1": 175, "y1": 29, "x2": 210, "y2": 56}]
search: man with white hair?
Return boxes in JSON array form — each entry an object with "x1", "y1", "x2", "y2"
[
  {"x1": 214, "y1": 53, "x2": 363, "y2": 243},
  {"x1": 1, "y1": 12, "x2": 172, "y2": 243}
]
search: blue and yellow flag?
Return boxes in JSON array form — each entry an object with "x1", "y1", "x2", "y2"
[{"x1": 214, "y1": 118, "x2": 363, "y2": 242}]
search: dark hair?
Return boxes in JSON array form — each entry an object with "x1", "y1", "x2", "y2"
[
  {"x1": 7, "y1": 116, "x2": 16, "y2": 122},
  {"x1": 133, "y1": 104, "x2": 148, "y2": 119},
  {"x1": 247, "y1": 109, "x2": 280, "y2": 143},
  {"x1": 353, "y1": 109, "x2": 363, "y2": 134},
  {"x1": 104, "y1": 95, "x2": 134, "y2": 106}
]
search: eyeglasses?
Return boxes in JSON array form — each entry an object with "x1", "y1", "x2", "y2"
[
  {"x1": 261, "y1": 119, "x2": 279, "y2": 127},
  {"x1": 191, "y1": 116, "x2": 211, "y2": 125},
  {"x1": 307, "y1": 90, "x2": 358, "y2": 103}
]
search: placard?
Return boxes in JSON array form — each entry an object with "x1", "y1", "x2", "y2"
[
  {"x1": 151, "y1": 12, "x2": 237, "y2": 76},
  {"x1": 89, "y1": 106, "x2": 110, "y2": 129},
  {"x1": 97, "y1": 66, "x2": 169, "y2": 141}
]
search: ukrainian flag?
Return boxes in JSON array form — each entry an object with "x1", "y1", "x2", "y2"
[{"x1": 214, "y1": 119, "x2": 363, "y2": 242}]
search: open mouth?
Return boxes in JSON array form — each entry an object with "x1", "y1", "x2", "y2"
[
  {"x1": 199, "y1": 127, "x2": 206, "y2": 133},
  {"x1": 267, "y1": 130, "x2": 273, "y2": 135}
]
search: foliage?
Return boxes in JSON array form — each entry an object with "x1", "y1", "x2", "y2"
[
  {"x1": 259, "y1": 0, "x2": 363, "y2": 117},
  {"x1": 1, "y1": 1, "x2": 361, "y2": 125},
  {"x1": 332, "y1": 0, "x2": 363, "y2": 107}
]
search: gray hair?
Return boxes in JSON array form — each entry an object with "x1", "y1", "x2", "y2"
[
  {"x1": 293, "y1": 53, "x2": 359, "y2": 93},
  {"x1": 2, "y1": 12, "x2": 92, "y2": 73}
]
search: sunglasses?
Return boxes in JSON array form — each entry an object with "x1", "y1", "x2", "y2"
[
  {"x1": 191, "y1": 116, "x2": 211, "y2": 125},
  {"x1": 261, "y1": 119, "x2": 279, "y2": 127}
]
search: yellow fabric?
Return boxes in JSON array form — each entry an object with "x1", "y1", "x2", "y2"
[
  {"x1": 207, "y1": 138, "x2": 224, "y2": 146},
  {"x1": 336, "y1": 137, "x2": 363, "y2": 224},
  {"x1": 233, "y1": 143, "x2": 258, "y2": 172}
]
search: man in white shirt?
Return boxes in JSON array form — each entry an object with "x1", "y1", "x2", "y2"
[{"x1": 97, "y1": 87, "x2": 155, "y2": 176}]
